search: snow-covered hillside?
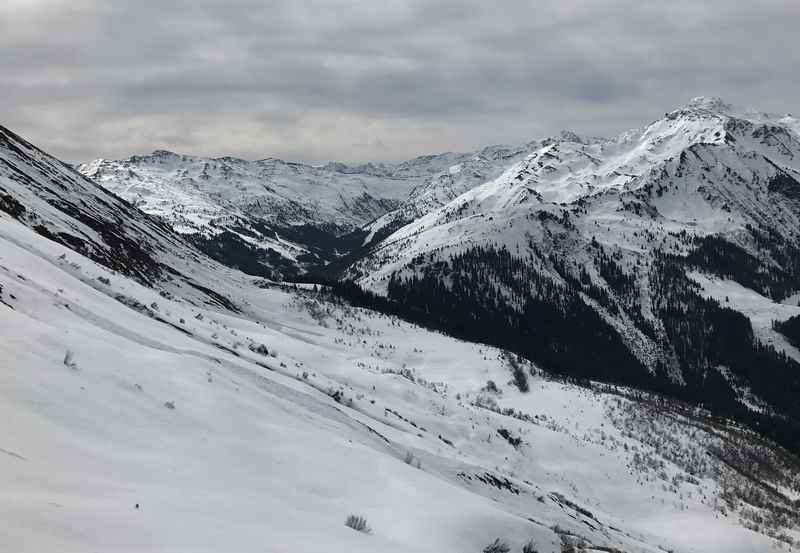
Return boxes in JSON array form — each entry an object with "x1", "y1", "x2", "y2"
[
  {"x1": 4, "y1": 121, "x2": 799, "y2": 552},
  {"x1": 362, "y1": 142, "x2": 534, "y2": 244},
  {"x1": 0, "y1": 124, "x2": 244, "y2": 311}
]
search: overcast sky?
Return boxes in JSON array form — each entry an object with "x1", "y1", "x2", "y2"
[{"x1": 1, "y1": 0, "x2": 798, "y2": 164}]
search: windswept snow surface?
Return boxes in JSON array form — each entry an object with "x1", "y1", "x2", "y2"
[{"x1": 1, "y1": 215, "x2": 797, "y2": 552}]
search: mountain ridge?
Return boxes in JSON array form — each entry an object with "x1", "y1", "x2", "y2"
[{"x1": 346, "y1": 96, "x2": 800, "y2": 454}]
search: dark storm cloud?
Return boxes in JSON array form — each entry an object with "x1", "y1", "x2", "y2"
[{"x1": 1, "y1": 0, "x2": 798, "y2": 163}]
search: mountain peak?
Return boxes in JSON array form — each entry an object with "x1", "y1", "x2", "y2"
[
  {"x1": 664, "y1": 96, "x2": 795, "y2": 131},
  {"x1": 684, "y1": 96, "x2": 733, "y2": 113},
  {"x1": 119, "y1": 149, "x2": 186, "y2": 166},
  {"x1": 558, "y1": 130, "x2": 586, "y2": 144},
  {"x1": 662, "y1": 96, "x2": 744, "y2": 125},
  {"x1": 150, "y1": 149, "x2": 182, "y2": 159}
]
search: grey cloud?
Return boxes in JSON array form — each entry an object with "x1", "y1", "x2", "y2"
[{"x1": 0, "y1": 0, "x2": 798, "y2": 163}]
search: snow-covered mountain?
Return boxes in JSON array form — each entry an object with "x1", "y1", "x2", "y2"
[
  {"x1": 2, "y1": 123, "x2": 799, "y2": 552},
  {"x1": 77, "y1": 146, "x2": 535, "y2": 276},
  {"x1": 358, "y1": 96, "x2": 800, "y2": 277},
  {"x1": 361, "y1": 142, "x2": 535, "y2": 244},
  {"x1": 70, "y1": 97, "x2": 800, "y2": 456},
  {"x1": 350, "y1": 97, "x2": 800, "y2": 455}
]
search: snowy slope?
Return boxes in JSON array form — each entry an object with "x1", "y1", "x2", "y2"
[
  {"x1": 2, "y1": 214, "x2": 798, "y2": 552},
  {"x1": 362, "y1": 142, "x2": 534, "y2": 244},
  {"x1": 0, "y1": 124, "x2": 246, "y2": 311}
]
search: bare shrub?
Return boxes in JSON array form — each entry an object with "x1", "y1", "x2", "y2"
[
  {"x1": 344, "y1": 514, "x2": 371, "y2": 534},
  {"x1": 482, "y1": 538, "x2": 510, "y2": 553},
  {"x1": 249, "y1": 343, "x2": 269, "y2": 356},
  {"x1": 522, "y1": 540, "x2": 539, "y2": 553}
]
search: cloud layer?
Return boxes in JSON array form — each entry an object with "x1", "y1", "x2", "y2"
[{"x1": 1, "y1": 0, "x2": 798, "y2": 163}]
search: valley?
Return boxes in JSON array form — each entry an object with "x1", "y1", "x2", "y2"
[{"x1": 2, "y1": 97, "x2": 800, "y2": 552}]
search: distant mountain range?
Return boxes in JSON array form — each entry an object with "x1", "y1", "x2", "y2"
[{"x1": 77, "y1": 144, "x2": 532, "y2": 275}]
